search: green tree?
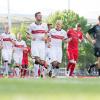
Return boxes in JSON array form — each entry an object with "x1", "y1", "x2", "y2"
[{"x1": 12, "y1": 23, "x2": 31, "y2": 46}]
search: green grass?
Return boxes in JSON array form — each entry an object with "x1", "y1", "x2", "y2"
[{"x1": 0, "y1": 78, "x2": 100, "y2": 100}]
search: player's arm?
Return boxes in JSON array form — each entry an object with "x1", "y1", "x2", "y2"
[
  {"x1": 0, "y1": 35, "x2": 3, "y2": 49},
  {"x1": 46, "y1": 30, "x2": 52, "y2": 48},
  {"x1": 23, "y1": 41, "x2": 27, "y2": 50},
  {"x1": 86, "y1": 26, "x2": 96, "y2": 44},
  {"x1": 11, "y1": 34, "x2": 16, "y2": 45},
  {"x1": 0, "y1": 42, "x2": 3, "y2": 49},
  {"x1": 42, "y1": 24, "x2": 49, "y2": 42},
  {"x1": 26, "y1": 33, "x2": 31, "y2": 39},
  {"x1": 42, "y1": 33, "x2": 48, "y2": 42},
  {"x1": 26, "y1": 25, "x2": 33, "y2": 40},
  {"x1": 64, "y1": 30, "x2": 72, "y2": 43},
  {"x1": 79, "y1": 32, "x2": 84, "y2": 43}
]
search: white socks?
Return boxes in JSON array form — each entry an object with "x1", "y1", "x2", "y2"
[
  {"x1": 3, "y1": 61, "x2": 9, "y2": 75},
  {"x1": 34, "y1": 64, "x2": 39, "y2": 78},
  {"x1": 15, "y1": 67, "x2": 20, "y2": 77}
]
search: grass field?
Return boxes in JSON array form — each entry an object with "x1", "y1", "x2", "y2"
[{"x1": 0, "y1": 78, "x2": 100, "y2": 100}]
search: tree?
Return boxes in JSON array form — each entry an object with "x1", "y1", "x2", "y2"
[{"x1": 12, "y1": 23, "x2": 31, "y2": 47}]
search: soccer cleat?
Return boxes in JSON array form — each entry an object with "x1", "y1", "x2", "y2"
[
  {"x1": 65, "y1": 71, "x2": 70, "y2": 77},
  {"x1": 87, "y1": 63, "x2": 92, "y2": 74},
  {"x1": 48, "y1": 70, "x2": 52, "y2": 77}
]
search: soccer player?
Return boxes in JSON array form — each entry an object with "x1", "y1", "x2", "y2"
[
  {"x1": 49, "y1": 20, "x2": 67, "y2": 77},
  {"x1": 86, "y1": 16, "x2": 100, "y2": 76},
  {"x1": 21, "y1": 46, "x2": 30, "y2": 78},
  {"x1": 66, "y1": 24, "x2": 83, "y2": 77},
  {"x1": 27, "y1": 12, "x2": 48, "y2": 78},
  {"x1": 0, "y1": 25, "x2": 16, "y2": 76},
  {"x1": 13, "y1": 33, "x2": 26, "y2": 77}
]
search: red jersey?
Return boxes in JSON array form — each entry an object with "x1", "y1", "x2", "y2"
[
  {"x1": 22, "y1": 47, "x2": 30, "y2": 65},
  {"x1": 67, "y1": 28, "x2": 83, "y2": 50}
]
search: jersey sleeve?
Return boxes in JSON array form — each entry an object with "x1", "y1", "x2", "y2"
[
  {"x1": 48, "y1": 29, "x2": 52, "y2": 38},
  {"x1": 67, "y1": 29, "x2": 71, "y2": 38},
  {"x1": 88, "y1": 25, "x2": 96, "y2": 34},
  {"x1": 79, "y1": 32, "x2": 83, "y2": 41}
]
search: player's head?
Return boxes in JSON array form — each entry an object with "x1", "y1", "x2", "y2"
[
  {"x1": 17, "y1": 33, "x2": 22, "y2": 40},
  {"x1": 4, "y1": 24, "x2": 9, "y2": 33},
  {"x1": 76, "y1": 23, "x2": 81, "y2": 31},
  {"x1": 55, "y1": 20, "x2": 63, "y2": 30},
  {"x1": 98, "y1": 16, "x2": 100, "y2": 22},
  {"x1": 47, "y1": 23, "x2": 52, "y2": 31},
  {"x1": 35, "y1": 12, "x2": 42, "y2": 22}
]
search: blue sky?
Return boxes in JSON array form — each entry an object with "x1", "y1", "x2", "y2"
[{"x1": 0, "y1": 0, "x2": 100, "y2": 19}]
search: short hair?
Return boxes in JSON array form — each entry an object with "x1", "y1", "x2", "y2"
[
  {"x1": 47, "y1": 24, "x2": 52, "y2": 27},
  {"x1": 35, "y1": 12, "x2": 41, "y2": 17},
  {"x1": 98, "y1": 16, "x2": 100, "y2": 21},
  {"x1": 76, "y1": 23, "x2": 81, "y2": 28},
  {"x1": 56, "y1": 20, "x2": 63, "y2": 25},
  {"x1": 17, "y1": 32, "x2": 22, "y2": 38}
]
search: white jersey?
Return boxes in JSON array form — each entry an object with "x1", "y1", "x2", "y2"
[
  {"x1": 14, "y1": 40, "x2": 26, "y2": 54},
  {"x1": 27, "y1": 22, "x2": 48, "y2": 41},
  {"x1": 49, "y1": 28, "x2": 67, "y2": 47},
  {"x1": 1, "y1": 33, "x2": 16, "y2": 50}
]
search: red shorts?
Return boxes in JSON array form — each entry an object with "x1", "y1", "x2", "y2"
[
  {"x1": 67, "y1": 49, "x2": 78, "y2": 61},
  {"x1": 22, "y1": 59, "x2": 28, "y2": 66}
]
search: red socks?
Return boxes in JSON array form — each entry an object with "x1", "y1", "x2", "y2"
[
  {"x1": 67, "y1": 62, "x2": 76, "y2": 76},
  {"x1": 69, "y1": 63, "x2": 75, "y2": 76}
]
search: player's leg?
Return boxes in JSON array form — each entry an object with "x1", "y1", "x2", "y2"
[
  {"x1": 2, "y1": 50, "x2": 9, "y2": 76},
  {"x1": 92, "y1": 47, "x2": 100, "y2": 76},
  {"x1": 97, "y1": 57, "x2": 100, "y2": 76},
  {"x1": 21, "y1": 64, "x2": 28, "y2": 78},
  {"x1": 39, "y1": 42, "x2": 47, "y2": 78},
  {"x1": 53, "y1": 48, "x2": 62, "y2": 77},
  {"x1": 39, "y1": 60, "x2": 47, "y2": 78},
  {"x1": 33, "y1": 56, "x2": 40, "y2": 78},
  {"x1": 8, "y1": 50, "x2": 13, "y2": 76},
  {"x1": 13, "y1": 54, "x2": 21, "y2": 77},
  {"x1": 23, "y1": 65, "x2": 28, "y2": 77},
  {"x1": 31, "y1": 42, "x2": 40, "y2": 78},
  {"x1": 45, "y1": 46, "x2": 52, "y2": 76},
  {"x1": 69, "y1": 50, "x2": 78, "y2": 76},
  {"x1": 87, "y1": 62, "x2": 97, "y2": 74},
  {"x1": 20, "y1": 65, "x2": 24, "y2": 78},
  {"x1": 66, "y1": 49, "x2": 74, "y2": 76},
  {"x1": 48, "y1": 47, "x2": 59, "y2": 77}
]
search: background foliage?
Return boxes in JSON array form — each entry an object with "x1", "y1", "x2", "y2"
[{"x1": 11, "y1": 10, "x2": 95, "y2": 69}]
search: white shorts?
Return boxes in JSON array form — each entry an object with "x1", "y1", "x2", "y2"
[
  {"x1": 50, "y1": 46, "x2": 62, "y2": 63},
  {"x1": 31, "y1": 41, "x2": 46, "y2": 60},
  {"x1": 2, "y1": 49, "x2": 13, "y2": 63},
  {"x1": 13, "y1": 52, "x2": 23, "y2": 65}
]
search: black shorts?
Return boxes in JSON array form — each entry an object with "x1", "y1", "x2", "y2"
[{"x1": 94, "y1": 47, "x2": 100, "y2": 57}]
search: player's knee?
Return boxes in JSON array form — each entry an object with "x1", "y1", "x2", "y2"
[
  {"x1": 69, "y1": 60, "x2": 76, "y2": 64},
  {"x1": 4, "y1": 60, "x2": 8, "y2": 63},
  {"x1": 34, "y1": 56, "x2": 40, "y2": 64},
  {"x1": 56, "y1": 62, "x2": 60, "y2": 69},
  {"x1": 52, "y1": 61, "x2": 58, "y2": 68},
  {"x1": 40, "y1": 60, "x2": 45, "y2": 66}
]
